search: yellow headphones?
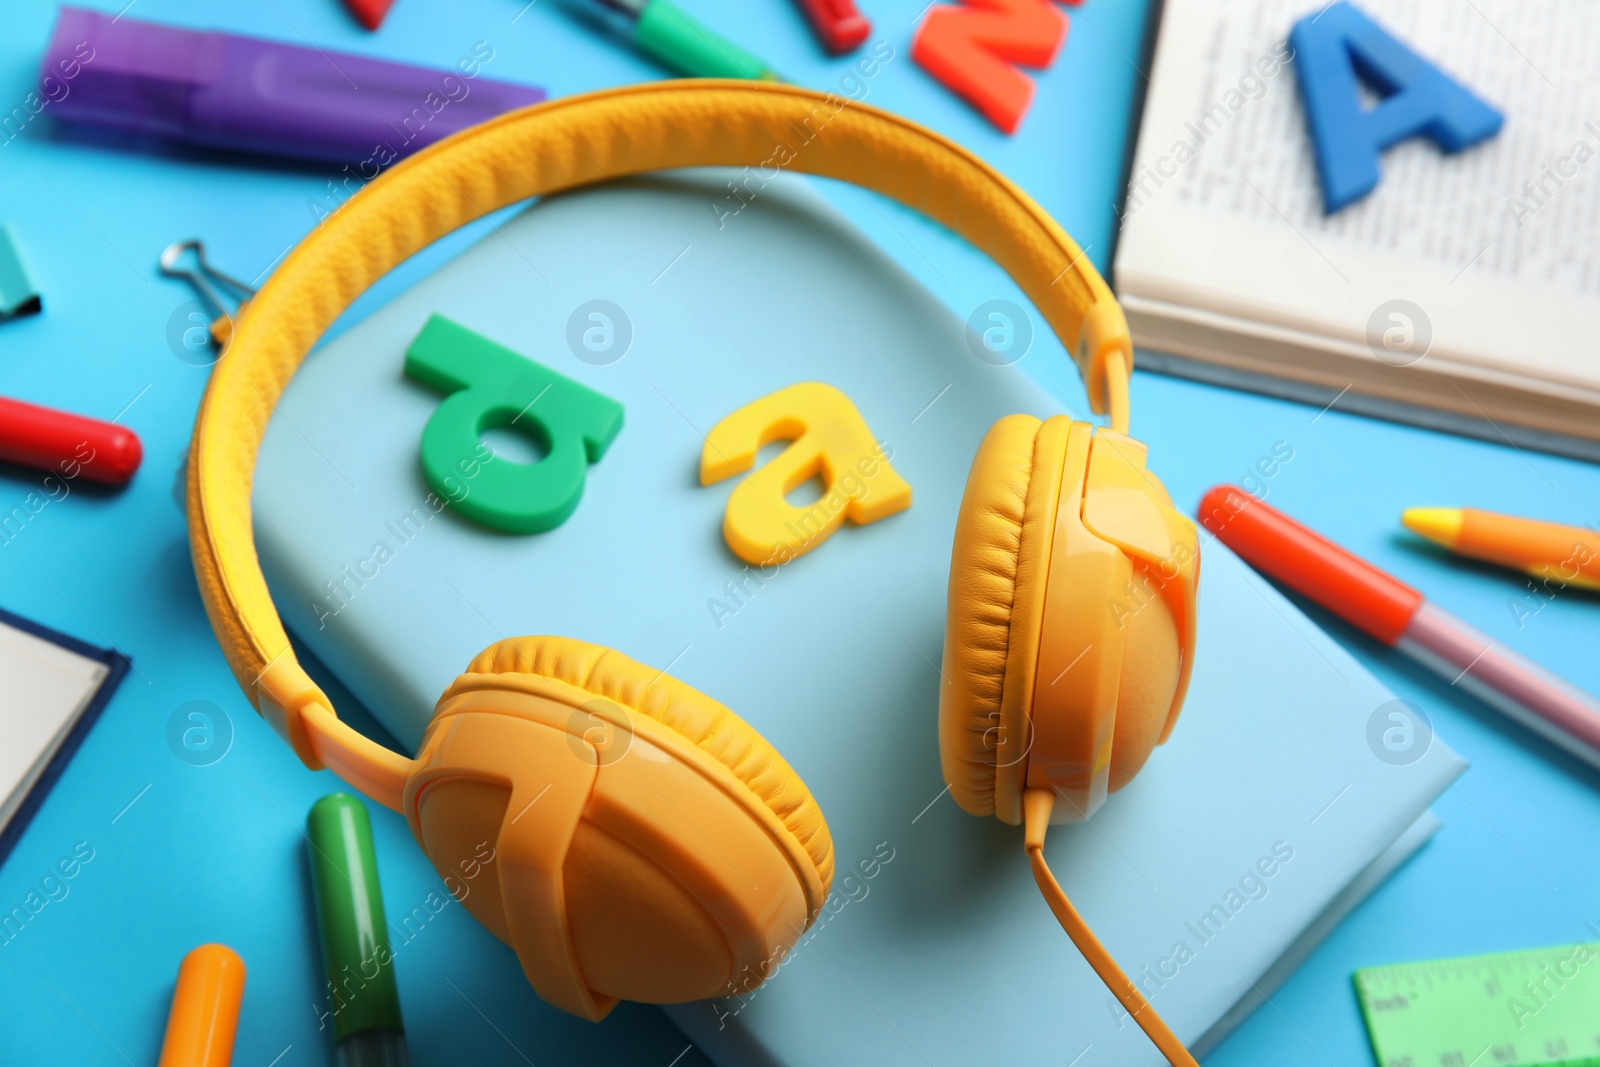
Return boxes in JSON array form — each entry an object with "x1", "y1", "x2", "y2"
[{"x1": 187, "y1": 81, "x2": 1200, "y2": 1064}]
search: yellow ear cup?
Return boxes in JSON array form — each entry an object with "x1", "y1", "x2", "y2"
[
  {"x1": 943, "y1": 418, "x2": 1196, "y2": 824},
  {"x1": 402, "y1": 637, "x2": 832, "y2": 1019},
  {"x1": 939, "y1": 414, "x2": 1070, "y2": 824},
  {"x1": 451, "y1": 636, "x2": 834, "y2": 887}
]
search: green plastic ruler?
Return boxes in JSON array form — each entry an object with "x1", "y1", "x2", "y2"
[{"x1": 1355, "y1": 943, "x2": 1600, "y2": 1067}]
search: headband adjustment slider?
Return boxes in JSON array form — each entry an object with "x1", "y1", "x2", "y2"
[
  {"x1": 1074, "y1": 299, "x2": 1134, "y2": 420},
  {"x1": 256, "y1": 656, "x2": 328, "y2": 770}
]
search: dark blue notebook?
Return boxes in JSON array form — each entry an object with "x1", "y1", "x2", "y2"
[{"x1": 0, "y1": 605, "x2": 128, "y2": 865}]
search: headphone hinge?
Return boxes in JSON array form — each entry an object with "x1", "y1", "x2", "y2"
[
  {"x1": 1075, "y1": 300, "x2": 1135, "y2": 416},
  {"x1": 255, "y1": 656, "x2": 329, "y2": 770}
]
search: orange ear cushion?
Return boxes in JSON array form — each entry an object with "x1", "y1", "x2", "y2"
[
  {"x1": 939, "y1": 414, "x2": 1070, "y2": 822},
  {"x1": 444, "y1": 636, "x2": 834, "y2": 891}
]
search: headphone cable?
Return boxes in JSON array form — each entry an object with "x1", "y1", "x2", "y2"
[{"x1": 1023, "y1": 789, "x2": 1199, "y2": 1067}]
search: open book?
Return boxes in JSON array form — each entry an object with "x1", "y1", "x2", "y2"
[{"x1": 1114, "y1": 0, "x2": 1600, "y2": 461}]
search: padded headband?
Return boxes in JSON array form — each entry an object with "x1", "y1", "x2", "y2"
[{"x1": 186, "y1": 81, "x2": 1135, "y2": 808}]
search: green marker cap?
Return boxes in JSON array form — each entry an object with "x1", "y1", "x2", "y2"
[
  {"x1": 633, "y1": 0, "x2": 780, "y2": 81},
  {"x1": 306, "y1": 793, "x2": 405, "y2": 1044}
]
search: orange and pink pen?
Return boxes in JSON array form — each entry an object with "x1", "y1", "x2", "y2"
[{"x1": 1201, "y1": 487, "x2": 1600, "y2": 773}]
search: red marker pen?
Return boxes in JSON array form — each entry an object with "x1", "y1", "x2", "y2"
[
  {"x1": 0, "y1": 395, "x2": 142, "y2": 485},
  {"x1": 1199, "y1": 486, "x2": 1600, "y2": 772}
]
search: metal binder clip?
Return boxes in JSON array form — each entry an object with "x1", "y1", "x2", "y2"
[{"x1": 159, "y1": 239, "x2": 257, "y2": 348}]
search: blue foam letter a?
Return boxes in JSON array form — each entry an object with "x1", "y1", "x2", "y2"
[{"x1": 1290, "y1": 2, "x2": 1503, "y2": 213}]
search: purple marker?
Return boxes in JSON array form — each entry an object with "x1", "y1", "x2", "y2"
[{"x1": 40, "y1": 6, "x2": 545, "y2": 166}]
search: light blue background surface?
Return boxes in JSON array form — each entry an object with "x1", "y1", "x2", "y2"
[{"x1": 0, "y1": 1, "x2": 1596, "y2": 1065}]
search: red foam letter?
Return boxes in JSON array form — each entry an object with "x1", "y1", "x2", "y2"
[{"x1": 913, "y1": 0, "x2": 1079, "y2": 134}]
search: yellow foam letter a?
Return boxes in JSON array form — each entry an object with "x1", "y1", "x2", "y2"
[{"x1": 700, "y1": 383, "x2": 911, "y2": 566}]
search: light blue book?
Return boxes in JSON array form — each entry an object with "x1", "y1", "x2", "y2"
[{"x1": 254, "y1": 172, "x2": 1465, "y2": 1065}]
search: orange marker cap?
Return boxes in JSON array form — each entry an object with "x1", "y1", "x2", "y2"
[
  {"x1": 1198, "y1": 486, "x2": 1422, "y2": 645},
  {"x1": 1404, "y1": 507, "x2": 1600, "y2": 592},
  {"x1": 158, "y1": 943, "x2": 246, "y2": 1067}
]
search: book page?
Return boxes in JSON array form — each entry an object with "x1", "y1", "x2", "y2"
[{"x1": 1116, "y1": 0, "x2": 1600, "y2": 390}]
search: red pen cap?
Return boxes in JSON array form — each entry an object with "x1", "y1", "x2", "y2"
[
  {"x1": 1197, "y1": 485, "x2": 1422, "y2": 645},
  {"x1": 796, "y1": 0, "x2": 871, "y2": 54},
  {"x1": 0, "y1": 395, "x2": 142, "y2": 486}
]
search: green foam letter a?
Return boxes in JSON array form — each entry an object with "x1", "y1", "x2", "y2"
[{"x1": 405, "y1": 314, "x2": 623, "y2": 533}]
